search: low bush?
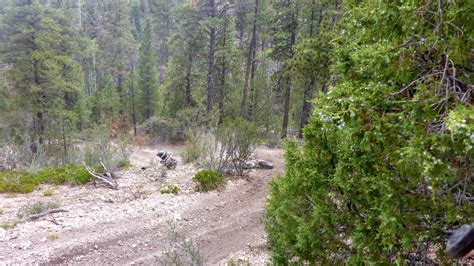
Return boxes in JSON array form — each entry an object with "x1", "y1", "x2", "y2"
[
  {"x1": 140, "y1": 116, "x2": 186, "y2": 143},
  {"x1": 0, "y1": 223, "x2": 13, "y2": 230},
  {"x1": 182, "y1": 130, "x2": 203, "y2": 164},
  {"x1": 83, "y1": 126, "x2": 132, "y2": 171},
  {"x1": 47, "y1": 233, "x2": 59, "y2": 241},
  {"x1": 159, "y1": 223, "x2": 205, "y2": 265},
  {"x1": 118, "y1": 159, "x2": 131, "y2": 169},
  {"x1": 219, "y1": 118, "x2": 259, "y2": 176},
  {"x1": 17, "y1": 201, "x2": 59, "y2": 219},
  {"x1": 0, "y1": 165, "x2": 93, "y2": 193},
  {"x1": 160, "y1": 184, "x2": 181, "y2": 195},
  {"x1": 42, "y1": 188, "x2": 54, "y2": 197},
  {"x1": 142, "y1": 108, "x2": 218, "y2": 144},
  {"x1": 192, "y1": 169, "x2": 226, "y2": 192},
  {"x1": 197, "y1": 118, "x2": 259, "y2": 176}
]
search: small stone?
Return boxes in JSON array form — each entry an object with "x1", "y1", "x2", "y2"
[
  {"x1": 6, "y1": 232, "x2": 18, "y2": 241},
  {"x1": 19, "y1": 241, "x2": 32, "y2": 250},
  {"x1": 94, "y1": 245, "x2": 98, "y2": 250},
  {"x1": 40, "y1": 237, "x2": 47, "y2": 243},
  {"x1": 132, "y1": 244, "x2": 137, "y2": 248},
  {"x1": 0, "y1": 228, "x2": 6, "y2": 241}
]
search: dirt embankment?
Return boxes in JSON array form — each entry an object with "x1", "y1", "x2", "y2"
[{"x1": 0, "y1": 145, "x2": 284, "y2": 265}]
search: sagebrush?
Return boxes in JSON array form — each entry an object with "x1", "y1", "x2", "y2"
[{"x1": 192, "y1": 169, "x2": 226, "y2": 192}]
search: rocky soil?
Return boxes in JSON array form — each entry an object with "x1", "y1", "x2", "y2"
[{"x1": 0, "y1": 144, "x2": 284, "y2": 265}]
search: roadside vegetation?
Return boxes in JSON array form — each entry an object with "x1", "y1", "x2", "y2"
[
  {"x1": 0, "y1": 166, "x2": 92, "y2": 193},
  {"x1": 265, "y1": 0, "x2": 472, "y2": 264}
]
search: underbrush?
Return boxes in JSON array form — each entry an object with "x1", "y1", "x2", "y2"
[
  {"x1": 0, "y1": 165, "x2": 93, "y2": 193},
  {"x1": 159, "y1": 223, "x2": 205, "y2": 265},
  {"x1": 17, "y1": 201, "x2": 60, "y2": 219},
  {"x1": 192, "y1": 169, "x2": 226, "y2": 192},
  {"x1": 184, "y1": 118, "x2": 259, "y2": 177},
  {"x1": 160, "y1": 183, "x2": 181, "y2": 195}
]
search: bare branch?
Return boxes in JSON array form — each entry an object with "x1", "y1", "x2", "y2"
[{"x1": 26, "y1": 209, "x2": 68, "y2": 221}]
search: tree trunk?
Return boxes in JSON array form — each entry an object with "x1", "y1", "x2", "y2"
[
  {"x1": 281, "y1": 13, "x2": 297, "y2": 139},
  {"x1": 218, "y1": 7, "x2": 229, "y2": 126},
  {"x1": 77, "y1": 0, "x2": 82, "y2": 29},
  {"x1": 185, "y1": 52, "x2": 194, "y2": 107},
  {"x1": 240, "y1": 0, "x2": 259, "y2": 118},
  {"x1": 61, "y1": 117, "x2": 67, "y2": 157},
  {"x1": 237, "y1": 4, "x2": 246, "y2": 49},
  {"x1": 131, "y1": 67, "x2": 137, "y2": 136},
  {"x1": 299, "y1": 79, "x2": 315, "y2": 137},
  {"x1": 299, "y1": 0, "x2": 317, "y2": 137},
  {"x1": 281, "y1": 75, "x2": 291, "y2": 139},
  {"x1": 117, "y1": 73, "x2": 125, "y2": 115},
  {"x1": 206, "y1": 0, "x2": 217, "y2": 112}
]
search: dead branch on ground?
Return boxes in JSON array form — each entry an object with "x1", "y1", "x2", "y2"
[
  {"x1": 26, "y1": 209, "x2": 68, "y2": 221},
  {"x1": 84, "y1": 161, "x2": 118, "y2": 189}
]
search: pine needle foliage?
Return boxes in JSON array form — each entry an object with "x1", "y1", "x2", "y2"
[{"x1": 265, "y1": 0, "x2": 473, "y2": 264}]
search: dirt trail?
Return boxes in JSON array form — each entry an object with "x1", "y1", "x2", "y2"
[{"x1": 0, "y1": 145, "x2": 284, "y2": 265}]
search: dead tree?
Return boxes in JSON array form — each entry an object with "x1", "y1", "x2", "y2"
[{"x1": 84, "y1": 161, "x2": 118, "y2": 189}]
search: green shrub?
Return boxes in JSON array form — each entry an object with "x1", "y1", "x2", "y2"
[
  {"x1": 118, "y1": 159, "x2": 131, "y2": 169},
  {"x1": 0, "y1": 223, "x2": 14, "y2": 230},
  {"x1": 197, "y1": 118, "x2": 259, "y2": 175},
  {"x1": 42, "y1": 188, "x2": 54, "y2": 197},
  {"x1": 83, "y1": 126, "x2": 132, "y2": 171},
  {"x1": 219, "y1": 118, "x2": 259, "y2": 176},
  {"x1": 142, "y1": 109, "x2": 218, "y2": 144},
  {"x1": 192, "y1": 170, "x2": 226, "y2": 192},
  {"x1": 182, "y1": 131, "x2": 202, "y2": 164},
  {"x1": 0, "y1": 170, "x2": 35, "y2": 193},
  {"x1": 159, "y1": 223, "x2": 205, "y2": 265},
  {"x1": 0, "y1": 165, "x2": 93, "y2": 193},
  {"x1": 265, "y1": 1, "x2": 472, "y2": 264},
  {"x1": 141, "y1": 116, "x2": 186, "y2": 143},
  {"x1": 160, "y1": 184, "x2": 181, "y2": 195}
]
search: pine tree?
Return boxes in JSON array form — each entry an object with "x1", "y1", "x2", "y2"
[
  {"x1": 90, "y1": 75, "x2": 120, "y2": 123},
  {"x1": 137, "y1": 19, "x2": 159, "y2": 121},
  {"x1": 265, "y1": 0, "x2": 472, "y2": 263},
  {"x1": 100, "y1": 0, "x2": 136, "y2": 115},
  {"x1": 149, "y1": 0, "x2": 175, "y2": 82},
  {"x1": 3, "y1": 1, "x2": 84, "y2": 147},
  {"x1": 269, "y1": 0, "x2": 299, "y2": 138},
  {"x1": 163, "y1": 4, "x2": 206, "y2": 116},
  {"x1": 202, "y1": 0, "x2": 217, "y2": 112},
  {"x1": 240, "y1": 0, "x2": 260, "y2": 119}
]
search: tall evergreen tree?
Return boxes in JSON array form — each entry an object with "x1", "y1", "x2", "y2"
[
  {"x1": 100, "y1": 0, "x2": 136, "y2": 115},
  {"x1": 270, "y1": 0, "x2": 299, "y2": 138},
  {"x1": 240, "y1": 0, "x2": 260, "y2": 119},
  {"x1": 137, "y1": 19, "x2": 159, "y2": 121},
  {"x1": 3, "y1": 1, "x2": 84, "y2": 147},
  {"x1": 149, "y1": 0, "x2": 175, "y2": 82},
  {"x1": 163, "y1": 4, "x2": 206, "y2": 116},
  {"x1": 202, "y1": 0, "x2": 217, "y2": 112}
]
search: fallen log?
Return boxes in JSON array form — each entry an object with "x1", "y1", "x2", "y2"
[{"x1": 26, "y1": 209, "x2": 68, "y2": 221}]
